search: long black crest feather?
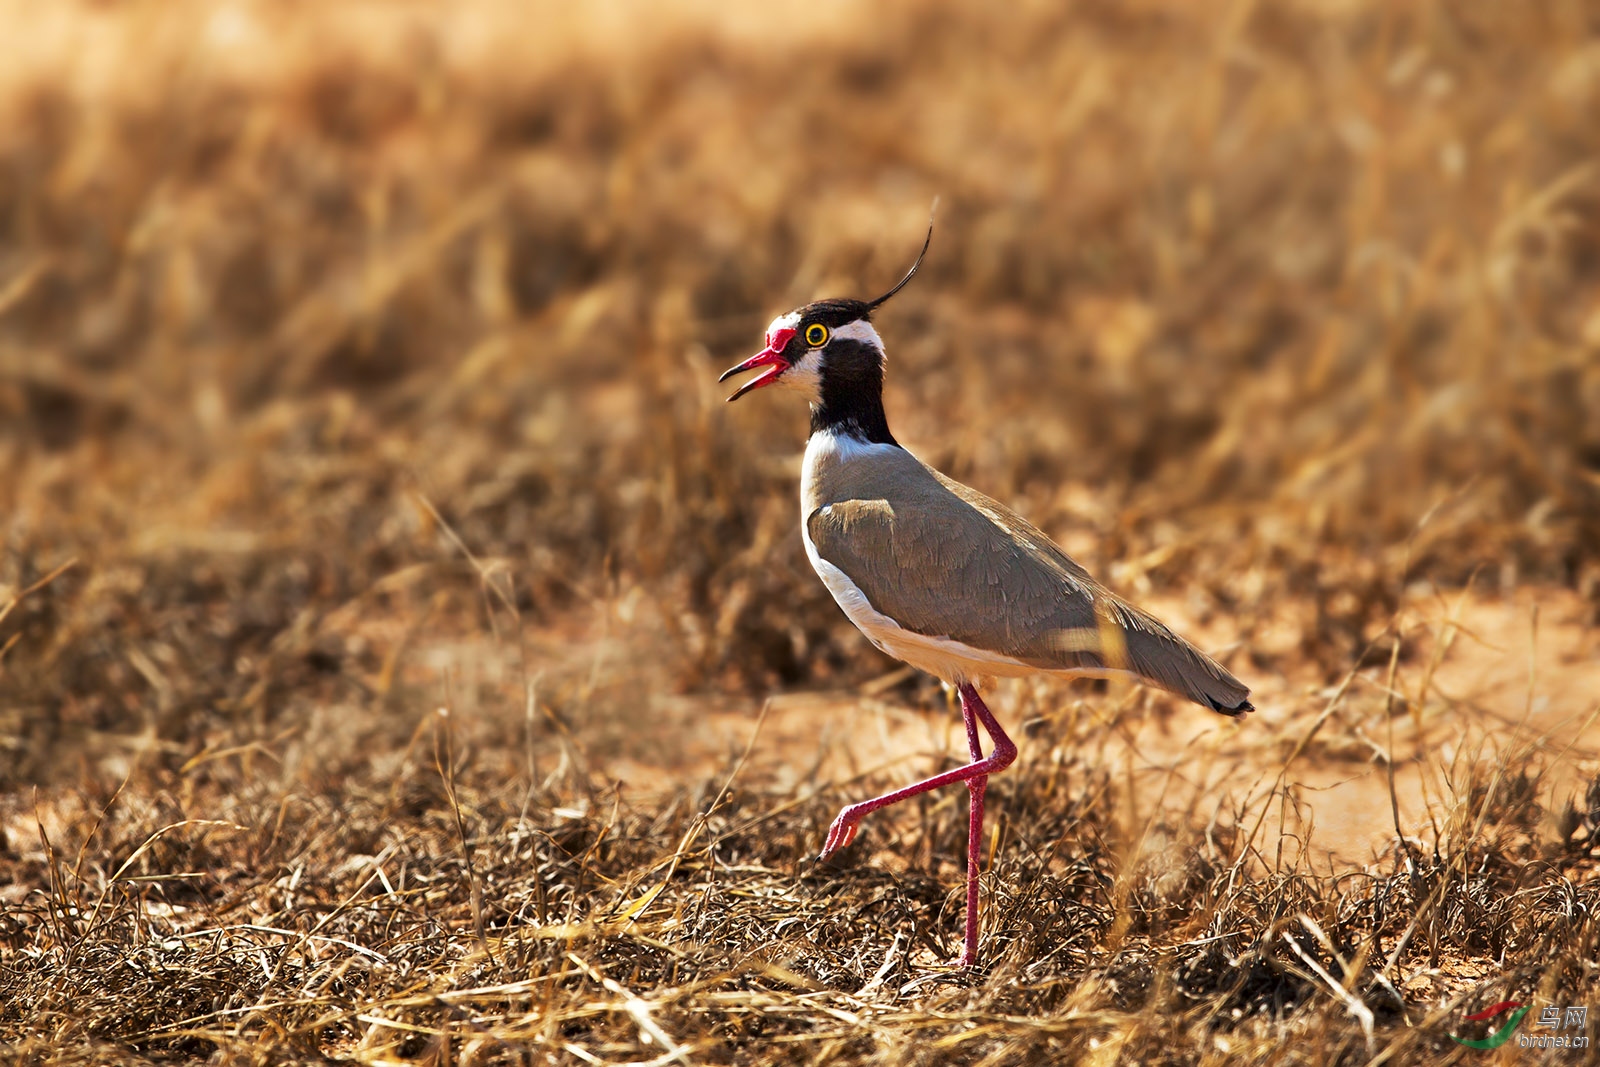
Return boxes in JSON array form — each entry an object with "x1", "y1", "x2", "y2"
[{"x1": 866, "y1": 202, "x2": 937, "y2": 311}]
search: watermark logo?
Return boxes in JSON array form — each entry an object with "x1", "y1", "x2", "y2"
[
  {"x1": 1449, "y1": 999, "x2": 1589, "y2": 1052},
  {"x1": 1450, "y1": 1002, "x2": 1530, "y2": 1050}
]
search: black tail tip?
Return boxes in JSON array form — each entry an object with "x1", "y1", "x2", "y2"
[{"x1": 1210, "y1": 697, "x2": 1255, "y2": 718}]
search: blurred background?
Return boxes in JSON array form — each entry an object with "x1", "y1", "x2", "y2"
[
  {"x1": 4, "y1": 4, "x2": 1600, "y2": 1059},
  {"x1": 2, "y1": 0, "x2": 1598, "y2": 783}
]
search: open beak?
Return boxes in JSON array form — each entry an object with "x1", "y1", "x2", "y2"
[{"x1": 717, "y1": 327, "x2": 795, "y2": 402}]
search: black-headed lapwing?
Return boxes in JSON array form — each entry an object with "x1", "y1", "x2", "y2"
[{"x1": 719, "y1": 222, "x2": 1252, "y2": 968}]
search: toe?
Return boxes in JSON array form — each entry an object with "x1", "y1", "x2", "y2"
[{"x1": 820, "y1": 813, "x2": 861, "y2": 859}]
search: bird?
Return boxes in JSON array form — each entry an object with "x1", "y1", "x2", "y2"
[{"x1": 717, "y1": 219, "x2": 1252, "y2": 968}]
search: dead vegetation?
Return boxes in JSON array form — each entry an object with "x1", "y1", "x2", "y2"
[{"x1": 2, "y1": 1, "x2": 1599, "y2": 1063}]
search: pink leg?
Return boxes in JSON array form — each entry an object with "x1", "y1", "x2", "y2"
[
  {"x1": 959, "y1": 684, "x2": 989, "y2": 968},
  {"x1": 820, "y1": 683, "x2": 1016, "y2": 967}
]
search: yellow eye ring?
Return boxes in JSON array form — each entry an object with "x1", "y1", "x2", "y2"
[{"x1": 804, "y1": 323, "x2": 829, "y2": 347}]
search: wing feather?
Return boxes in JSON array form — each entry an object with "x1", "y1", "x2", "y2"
[{"x1": 806, "y1": 466, "x2": 1251, "y2": 715}]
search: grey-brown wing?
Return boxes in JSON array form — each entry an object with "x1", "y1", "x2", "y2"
[{"x1": 806, "y1": 487, "x2": 1251, "y2": 715}]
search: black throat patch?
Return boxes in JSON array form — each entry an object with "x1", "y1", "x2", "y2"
[{"x1": 810, "y1": 337, "x2": 898, "y2": 446}]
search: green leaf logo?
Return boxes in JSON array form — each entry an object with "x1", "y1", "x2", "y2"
[{"x1": 1449, "y1": 1001, "x2": 1530, "y2": 1050}]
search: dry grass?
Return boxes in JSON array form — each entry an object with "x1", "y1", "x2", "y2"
[{"x1": 3, "y1": 0, "x2": 1600, "y2": 1063}]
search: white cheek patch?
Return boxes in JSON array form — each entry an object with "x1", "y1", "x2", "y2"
[{"x1": 778, "y1": 348, "x2": 822, "y2": 401}]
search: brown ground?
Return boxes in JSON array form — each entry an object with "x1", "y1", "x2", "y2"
[
  {"x1": 641, "y1": 586, "x2": 1600, "y2": 872},
  {"x1": 3, "y1": 1, "x2": 1600, "y2": 1064}
]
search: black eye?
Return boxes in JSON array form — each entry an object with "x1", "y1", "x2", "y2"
[{"x1": 805, "y1": 323, "x2": 829, "y2": 347}]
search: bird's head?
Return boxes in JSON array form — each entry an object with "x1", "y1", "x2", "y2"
[{"x1": 719, "y1": 219, "x2": 933, "y2": 405}]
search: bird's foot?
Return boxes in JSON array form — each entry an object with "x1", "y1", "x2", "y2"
[{"x1": 819, "y1": 804, "x2": 867, "y2": 859}]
